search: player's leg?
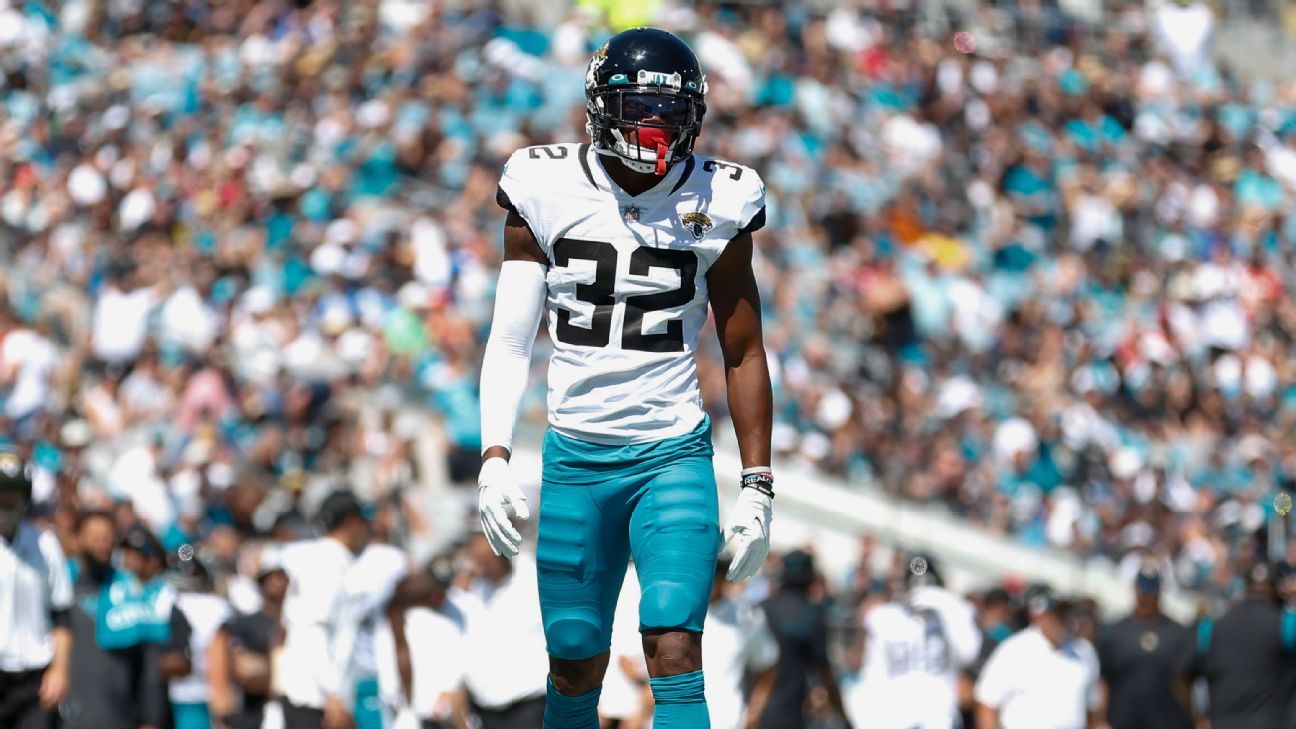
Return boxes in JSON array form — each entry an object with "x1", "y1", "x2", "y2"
[
  {"x1": 537, "y1": 431, "x2": 636, "y2": 729},
  {"x1": 629, "y1": 455, "x2": 721, "y2": 729}
]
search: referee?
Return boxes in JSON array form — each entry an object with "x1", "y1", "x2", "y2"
[{"x1": 0, "y1": 449, "x2": 73, "y2": 729}]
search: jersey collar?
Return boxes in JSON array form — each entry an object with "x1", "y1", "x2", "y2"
[{"x1": 582, "y1": 143, "x2": 693, "y2": 199}]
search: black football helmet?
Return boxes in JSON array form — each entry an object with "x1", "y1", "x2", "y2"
[{"x1": 585, "y1": 27, "x2": 707, "y2": 176}]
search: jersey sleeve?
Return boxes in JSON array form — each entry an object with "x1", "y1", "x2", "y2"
[
  {"x1": 496, "y1": 148, "x2": 554, "y2": 257},
  {"x1": 40, "y1": 529, "x2": 74, "y2": 611},
  {"x1": 737, "y1": 170, "x2": 766, "y2": 234}
]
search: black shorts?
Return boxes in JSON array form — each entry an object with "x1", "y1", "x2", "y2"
[{"x1": 0, "y1": 667, "x2": 55, "y2": 729}]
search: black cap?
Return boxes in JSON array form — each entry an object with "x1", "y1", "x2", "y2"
[
  {"x1": 781, "y1": 550, "x2": 815, "y2": 588},
  {"x1": 426, "y1": 554, "x2": 456, "y2": 587},
  {"x1": 318, "y1": 489, "x2": 365, "y2": 533},
  {"x1": 120, "y1": 523, "x2": 166, "y2": 559},
  {"x1": 0, "y1": 450, "x2": 31, "y2": 501},
  {"x1": 1247, "y1": 560, "x2": 1276, "y2": 589},
  {"x1": 1025, "y1": 584, "x2": 1070, "y2": 617},
  {"x1": 1135, "y1": 562, "x2": 1163, "y2": 595}
]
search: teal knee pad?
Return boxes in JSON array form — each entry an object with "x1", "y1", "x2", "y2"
[
  {"x1": 639, "y1": 581, "x2": 706, "y2": 633},
  {"x1": 545, "y1": 616, "x2": 608, "y2": 661},
  {"x1": 543, "y1": 677, "x2": 602, "y2": 729},
  {"x1": 649, "y1": 670, "x2": 709, "y2": 728}
]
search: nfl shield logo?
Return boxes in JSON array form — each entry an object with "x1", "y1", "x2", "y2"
[{"x1": 622, "y1": 205, "x2": 641, "y2": 222}]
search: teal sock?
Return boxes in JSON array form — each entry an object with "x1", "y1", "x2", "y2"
[
  {"x1": 543, "y1": 676, "x2": 601, "y2": 729},
  {"x1": 649, "y1": 670, "x2": 709, "y2": 728}
]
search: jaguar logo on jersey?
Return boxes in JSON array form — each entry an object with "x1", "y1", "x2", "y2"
[{"x1": 680, "y1": 212, "x2": 714, "y2": 240}]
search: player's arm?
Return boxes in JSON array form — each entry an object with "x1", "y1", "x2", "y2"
[
  {"x1": 708, "y1": 229, "x2": 774, "y2": 583},
  {"x1": 477, "y1": 210, "x2": 548, "y2": 557},
  {"x1": 708, "y1": 230, "x2": 772, "y2": 468},
  {"x1": 975, "y1": 703, "x2": 999, "y2": 729},
  {"x1": 744, "y1": 667, "x2": 776, "y2": 729}
]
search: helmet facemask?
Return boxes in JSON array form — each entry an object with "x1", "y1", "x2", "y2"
[{"x1": 587, "y1": 89, "x2": 705, "y2": 176}]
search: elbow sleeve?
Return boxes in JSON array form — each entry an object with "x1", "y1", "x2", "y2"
[{"x1": 479, "y1": 260, "x2": 547, "y2": 454}]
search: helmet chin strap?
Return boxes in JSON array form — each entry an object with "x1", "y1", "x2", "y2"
[{"x1": 605, "y1": 127, "x2": 674, "y2": 175}]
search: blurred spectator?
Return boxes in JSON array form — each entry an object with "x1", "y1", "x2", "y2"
[
  {"x1": 347, "y1": 520, "x2": 412, "y2": 729},
  {"x1": 209, "y1": 546, "x2": 289, "y2": 729},
  {"x1": 119, "y1": 524, "x2": 196, "y2": 688},
  {"x1": 974, "y1": 590, "x2": 1101, "y2": 729},
  {"x1": 0, "y1": 450, "x2": 71, "y2": 729},
  {"x1": 278, "y1": 490, "x2": 371, "y2": 729},
  {"x1": 758, "y1": 550, "x2": 851, "y2": 729},
  {"x1": 458, "y1": 532, "x2": 548, "y2": 729},
  {"x1": 847, "y1": 555, "x2": 980, "y2": 729},
  {"x1": 167, "y1": 557, "x2": 233, "y2": 729},
  {"x1": 1187, "y1": 562, "x2": 1296, "y2": 729},
  {"x1": 374, "y1": 557, "x2": 468, "y2": 729},
  {"x1": 704, "y1": 556, "x2": 779, "y2": 729},
  {"x1": 64, "y1": 512, "x2": 171, "y2": 729},
  {"x1": 1097, "y1": 563, "x2": 1193, "y2": 729}
]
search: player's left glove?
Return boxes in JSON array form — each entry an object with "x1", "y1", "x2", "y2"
[
  {"x1": 724, "y1": 468, "x2": 774, "y2": 583},
  {"x1": 478, "y1": 456, "x2": 530, "y2": 558}
]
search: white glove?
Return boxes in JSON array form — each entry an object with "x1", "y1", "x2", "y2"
[
  {"x1": 478, "y1": 457, "x2": 530, "y2": 557},
  {"x1": 724, "y1": 482, "x2": 773, "y2": 583}
]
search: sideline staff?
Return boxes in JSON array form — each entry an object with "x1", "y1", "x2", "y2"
[
  {"x1": 1189, "y1": 562, "x2": 1296, "y2": 729},
  {"x1": 0, "y1": 450, "x2": 73, "y2": 729}
]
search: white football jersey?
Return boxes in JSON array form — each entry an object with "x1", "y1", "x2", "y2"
[
  {"x1": 497, "y1": 142, "x2": 766, "y2": 444},
  {"x1": 849, "y1": 591, "x2": 980, "y2": 729}
]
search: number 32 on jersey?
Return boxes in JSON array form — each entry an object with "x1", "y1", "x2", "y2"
[{"x1": 552, "y1": 238, "x2": 696, "y2": 354}]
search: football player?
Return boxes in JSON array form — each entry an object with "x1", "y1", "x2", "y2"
[
  {"x1": 848, "y1": 557, "x2": 981, "y2": 729},
  {"x1": 476, "y1": 27, "x2": 774, "y2": 729}
]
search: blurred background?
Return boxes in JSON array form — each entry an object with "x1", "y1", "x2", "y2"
[{"x1": 6, "y1": 0, "x2": 1296, "y2": 727}]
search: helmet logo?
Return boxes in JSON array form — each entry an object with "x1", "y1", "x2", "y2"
[
  {"x1": 586, "y1": 42, "x2": 610, "y2": 90},
  {"x1": 680, "y1": 212, "x2": 714, "y2": 240},
  {"x1": 637, "y1": 69, "x2": 682, "y2": 90}
]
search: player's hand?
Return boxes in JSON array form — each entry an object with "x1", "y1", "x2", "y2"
[
  {"x1": 724, "y1": 483, "x2": 772, "y2": 583},
  {"x1": 38, "y1": 662, "x2": 67, "y2": 709},
  {"x1": 478, "y1": 456, "x2": 531, "y2": 557},
  {"x1": 322, "y1": 695, "x2": 354, "y2": 729}
]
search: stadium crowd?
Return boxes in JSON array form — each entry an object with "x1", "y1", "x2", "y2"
[{"x1": 5, "y1": 0, "x2": 1296, "y2": 726}]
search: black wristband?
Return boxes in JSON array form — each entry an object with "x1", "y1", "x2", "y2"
[{"x1": 741, "y1": 472, "x2": 775, "y2": 498}]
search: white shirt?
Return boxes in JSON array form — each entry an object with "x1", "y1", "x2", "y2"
[
  {"x1": 704, "y1": 597, "x2": 780, "y2": 729},
  {"x1": 0, "y1": 522, "x2": 73, "y2": 671},
  {"x1": 2, "y1": 329, "x2": 57, "y2": 420},
  {"x1": 374, "y1": 606, "x2": 466, "y2": 723},
  {"x1": 974, "y1": 627, "x2": 1100, "y2": 729},
  {"x1": 278, "y1": 537, "x2": 361, "y2": 708},
  {"x1": 850, "y1": 590, "x2": 981, "y2": 729},
  {"x1": 169, "y1": 591, "x2": 233, "y2": 704},
  {"x1": 498, "y1": 143, "x2": 766, "y2": 445},
  {"x1": 457, "y1": 556, "x2": 548, "y2": 708},
  {"x1": 106, "y1": 445, "x2": 174, "y2": 533},
  {"x1": 91, "y1": 285, "x2": 156, "y2": 364},
  {"x1": 159, "y1": 284, "x2": 221, "y2": 355},
  {"x1": 346, "y1": 543, "x2": 409, "y2": 679}
]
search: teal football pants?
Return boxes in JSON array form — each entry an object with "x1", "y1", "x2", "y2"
[{"x1": 537, "y1": 417, "x2": 721, "y2": 661}]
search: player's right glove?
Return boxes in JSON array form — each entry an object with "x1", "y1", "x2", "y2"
[
  {"x1": 477, "y1": 456, "x2": 530, "y2": 557},
  {"x1": 724, "y1": 468, "x2": 774, "y2": 583}
]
